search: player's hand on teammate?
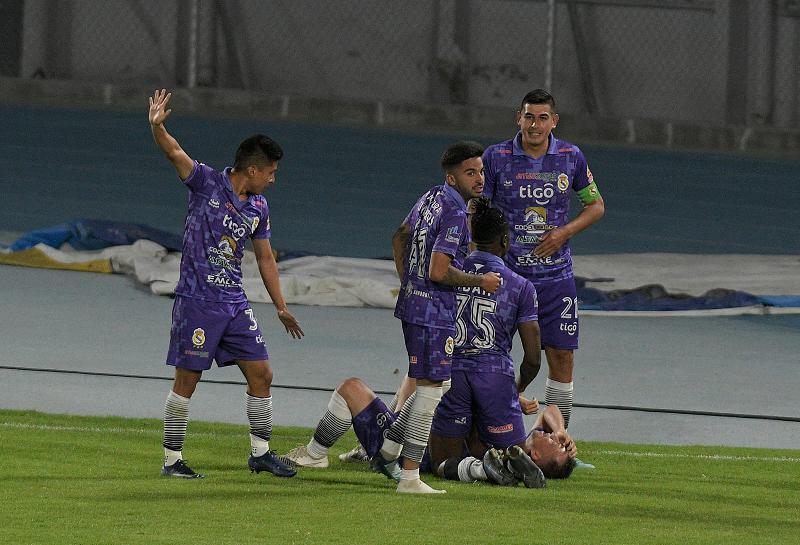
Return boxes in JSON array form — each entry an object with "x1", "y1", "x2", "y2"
[
  {"x1": 148, "y1": 89, "x2": 173, "y2": 126},
  {"x1": 277, "y1": 308, "x2": 304, "y2": 339},
  {"x1": 534, "y1": 226, "x2": 569, "y2": 258},
  {"x1": 479, "y1": 271, "x2": 502, "y2": 293},
  {"x1": 518, "y1": 395, "x2": 539, "y2": 415}
]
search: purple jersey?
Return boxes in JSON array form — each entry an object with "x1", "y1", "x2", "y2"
[
  {"x1": 394, "y1": 184, "x2": 470, "y2": 329},
  {"x1": 175, "y1": 161, "x2": 271, "y2": 302},
  {"x1": 452, "y1": 251, "x2": 538, "y2": 378},
  {"x1": 482, "y1": 133, "x2": 593, "y2": 280}
]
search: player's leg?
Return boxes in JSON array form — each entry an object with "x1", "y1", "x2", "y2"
[
  {"x1": 161, "y1": 296, "x2": 221, "y2": 478},
  {"x1": 428, "y1": 370, "x2": 472, "y2": 471},
  {"x1": 286, "y1": 377, "x2": 376, "y2": 467},
  {"x1": 543, "y1": 347, "x2": 574, "y2": 428},
  {"x1": 340, "y1": 374, "x2": 417, "y2": 463},
  {"x1": 535, "y1": 277, "x2": 579, "y2": 429},
  {"x1": 382, "y1": 323, "x2": 452, "y2": 494},
  {"x1": 235, "y1": 358, "x2": 294, "y2": 477},
  {"x1": 218, "y1": 302, "x2": 294, "y2": 477},
  {"x1": 161, "y1": 367, "x2": 203, "y2": 478}
]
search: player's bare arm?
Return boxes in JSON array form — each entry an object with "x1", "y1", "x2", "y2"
[
  {"x1": 253, "y1": 238, "x2": 304, "y2": 339},
  {"x1": 536, "y1": 405, "x2": 577, "y2": 457},
  {"x1": 148, "y1": 88, "x2": 194, "y2": 180},
  {"x1": 391, "y1": 223, "x2": 410, "y2": 279},
  {"x1": 429, "y1": 251, "x2": 501, "y2": 293},
  {"x1": 516, "y1": 319, "x2": 542, "y2": 415},
  {"x1": 535, "y1": 195, "x2": 604, "y2": 258},
  {"x1": 516, "y1": 320, "x2": 542, "y2": 392}
]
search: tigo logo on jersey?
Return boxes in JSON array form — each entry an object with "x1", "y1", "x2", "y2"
[{"x1": 192, "y1": 328, "x2": 206, "y2": 348}]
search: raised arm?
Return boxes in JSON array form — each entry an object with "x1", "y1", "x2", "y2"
[
  {"x1": 148, "y1": 89, "x2": 194, "y2": 180},
  {"x1": 252, "y1": 238, "x2": 304, "y2": 339}
]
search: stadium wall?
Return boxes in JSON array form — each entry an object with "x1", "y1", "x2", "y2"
[{"x1": 1, "y1": 0, "x2": 798, "y2": 154}]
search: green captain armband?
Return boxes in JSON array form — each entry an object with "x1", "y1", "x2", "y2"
[{"x1": 576, "y1": 181, "x2": 601, "y2": 205}]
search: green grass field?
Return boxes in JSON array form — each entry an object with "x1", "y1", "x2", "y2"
[{"x1": 2, "y1": 409, "x2": 798, "y2": 545}]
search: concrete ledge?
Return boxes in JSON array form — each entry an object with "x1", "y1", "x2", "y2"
[{"x1": 2, "y1": 77, "x2": 798, "y2": 155}]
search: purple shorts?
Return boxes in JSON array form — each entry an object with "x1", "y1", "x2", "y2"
[
  {"x1": 352, "y1": 397, "x2": 397, "y2": 458},
  {"x1": 529, "y1": 276, "x2": 579, "y2": 350},
  {"x1": 431, "y1": 370, "x2": 526, "y2": 449},
  {"x1": 401, "y1": 322, "x2": 454, "y2": 382},
  {"x1": 166, "y1": 295, "x2": 269, "y2": 371}
]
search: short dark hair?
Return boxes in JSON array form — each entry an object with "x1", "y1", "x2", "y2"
[
  {"x1": 539, "y1": 456, "x2": 576, "y2": 480},
  {"x1": 441, "y1": 140, "x2": 484, "y2": 172},
  {"x1": 470, "y1": 197, "x2": 508, "y2": 246},
  {"x1": 234, "y1": 134, "x2": 283, "y2": 170},
  {"x1": 519, "y1": 89, "x2": 556, "y2": 113}
]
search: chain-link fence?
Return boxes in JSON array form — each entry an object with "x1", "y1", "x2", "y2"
[{"x1": 1, "y1": 0, "x2": 798, "y2": 129}]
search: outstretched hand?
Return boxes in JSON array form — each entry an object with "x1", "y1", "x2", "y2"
[
  {"x1": 148, "y1": 89, "x2": 172, "y2": 126},
  {"x1": 278, "y1": 308, "x2": 304, "y2": 339}
]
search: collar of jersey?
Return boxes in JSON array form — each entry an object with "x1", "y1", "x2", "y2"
[
  {"x1": 222, "y1": 167, "x2": 252, "y2": 209},
  {"x1": 469, "y1": 250, "x2": 505, "y2": 268},
  {"x1": 512, "y1": 132, "x2": 559, "y2": 157},
  {"x1": 441, "y1": 183, "x2": 468, "y2": 212}
]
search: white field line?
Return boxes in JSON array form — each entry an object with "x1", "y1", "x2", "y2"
[
  {"x1": 3, "y1": 421, "x2": 799, "y2": 462},
  {"x1": 0, "y1": 421, "x2": 307, "y2": 439},
  {"x1": 587, "y1": 449, "x2": 800, "y2": 463}
]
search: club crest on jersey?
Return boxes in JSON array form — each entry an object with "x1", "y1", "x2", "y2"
[
  {"x1": 192, "y1": 328, "x2": 206, "y2": 347},
  {"x1": 557, "y1": 173, "x2": 569, "y2": 192},
  {"x1": 444, "y1": 336, "x2": 455, "y2": 355}
]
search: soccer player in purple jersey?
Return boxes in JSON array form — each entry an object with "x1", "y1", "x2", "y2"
[
  {"x1": 427, "y1": 199, "x2": 575, "y2": 487},
  {"x1": 148, "y1": 89, "x2": 303, "y2": 479},
  {"x1": 482, "y1": 89, "x2": 605, "y2": 431},
  {"x1": 283, "y1": 201, "x2": 572, "y2": 489},
  {"x1": 372, "y1": 141, "x2": 502, "y2": 494}
]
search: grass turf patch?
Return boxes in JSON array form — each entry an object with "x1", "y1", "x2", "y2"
[{"x1": 2, "y1": 409, "x2": 799, "y2": 545}]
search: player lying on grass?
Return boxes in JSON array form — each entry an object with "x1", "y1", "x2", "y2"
[{"x1": 430, "y1": 402, "x2": 577, "y2": 487}]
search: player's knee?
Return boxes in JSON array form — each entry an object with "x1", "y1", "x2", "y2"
[
  {"x1": 414, "y1": 384, "x2": 443, "y2": 417},
  {"x1": 337, "y1": 377, "x2": 366, "y2": 398}
]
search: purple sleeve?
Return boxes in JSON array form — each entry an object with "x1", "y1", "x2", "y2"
[
  {"x1": 432, "y1": 212, "x2": 467, "y2": 258},
  {"x1": 252, "y1": 198, "x2": 271, "y2": 240},
  {"x1": 182, "y1": 161, "x2": 216, "y2": 194},
  {"x1": 517, "y1": 279, "x2": 539, "y2": 323},
  {"x1": 571, "y1": 148, "x2": 591, "y2": 192},
  {"x1": 481, "y1": 148, "x2": 496, "y2": 201}
]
